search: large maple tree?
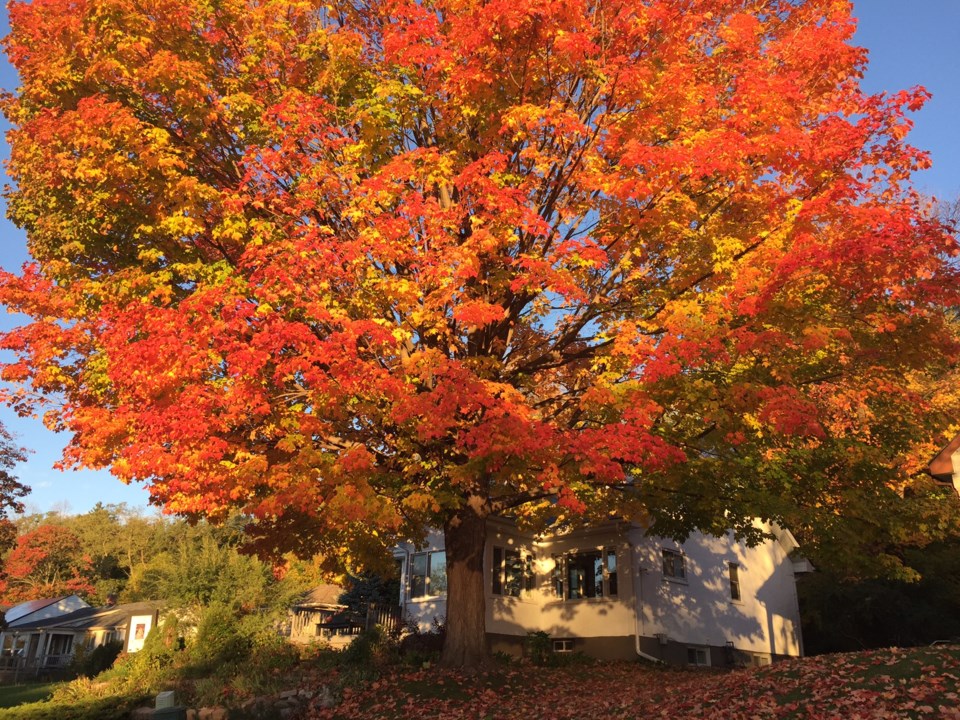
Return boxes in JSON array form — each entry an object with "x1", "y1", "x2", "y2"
[{"x1": 2, "y1": 0, "x2": 959, "y2": 664}]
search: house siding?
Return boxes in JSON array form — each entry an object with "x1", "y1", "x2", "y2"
[{"x1": 398, "y1": 519, "x2": 803, "y2": 667}]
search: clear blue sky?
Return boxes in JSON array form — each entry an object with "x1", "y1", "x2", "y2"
[{"x1": 0, "y1": 1, "x2": 958, "y2": 516}]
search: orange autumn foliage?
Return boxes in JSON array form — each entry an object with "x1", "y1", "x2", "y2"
[{"x1": 2, "y1": 0, "x2": 959, "y2": 662}]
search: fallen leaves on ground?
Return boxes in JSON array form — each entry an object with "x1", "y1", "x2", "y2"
[{"x1": 301, "y1": 646, "x2": 960, "y2": 719}]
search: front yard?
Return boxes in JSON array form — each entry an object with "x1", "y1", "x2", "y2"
[
  {"x1": 302, "y1": 645, "x2": 960, "y2": 720},
  {"x1": 0, "y1": 682, "x2": 59, "y2": 709}
]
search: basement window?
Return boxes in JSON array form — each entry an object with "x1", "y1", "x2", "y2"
[{"x1": 687, "y1": 647, "x2": 710, "y2": 667}]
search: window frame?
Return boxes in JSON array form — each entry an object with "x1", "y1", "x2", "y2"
[
  {"x1": 409, "y1": 550, "x2": 447, "y2": 600},
  {"x1": 728, "y1": 562, "x2": 742, "y2": 602},
  {"x1": 661, "y1": 548, "x2": 686, "y2": 582},
  {"x1": 491, "y1": 546, "x2": 535, "y2": 597},
  {"x1": 687, "y1": 646, "x2": 710, "y2": 667},
  {"x1": 552, "y1": 547, "x2": 619, "y2": 600}
]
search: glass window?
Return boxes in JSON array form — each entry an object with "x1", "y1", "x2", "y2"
[
  {"x1": 607, "y1": 549, "x2": 618, "y2": 596},
  {"x1": 429, "y1": 551, "x2": 447, "y2": 595},
  {"x1": 728, "y1": 562, "x2": 741, "y2": 601},
  {"x1": 410, "y1": 551, "x2": 446, "y2": 599},
  {"x1": 553, "y1": 555, "x2": 564, "y2": 598},
  {"x1": 411, "y1": 553, "x2": 427, "y2": 599},
  {"x1": 687, "y1": 647, "x2": 709, "y2": 666},
  {"x1": 492, "y1": 547, "x2": 532, "y2": 597},
  {"x1": 568, "y1": 550, "x2": 604, "y2": 599},
  {"x1": 553, "y1": 548, "x2": 618, "y2": 599},
  {"x1": 492, "y1": 547, "x2": 503, "y2": 595},
  {"x1": 662, "y1": 549, "x2": 686, "y2": 580}
]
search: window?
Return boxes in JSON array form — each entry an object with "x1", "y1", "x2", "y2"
[
  {"x1": 662, "y1": 549, "x2": 686, "y2": 580},
  {"x1": 728, "y1": 562, "x2": 741, "y2": 601},
  {"x1": 410, "y1": 551, "x2": 447, "y2": 599},
  {"x1": 687, "y1": 647, "x2": 710, "y2": 667},
  {"x1": 492, "y1": 547, "x2": 534, "y2": 596},
  {"x1": 553, "y1": 548, "x2": 618, "y2": 599},
  {"x1": 553, "y1": 639, "x2": 574, "y2": 653}
]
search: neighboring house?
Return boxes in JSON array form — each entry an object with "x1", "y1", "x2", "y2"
[
  {"x1": 287, "y1": 584, "x2": 347, "y2": 645},
  {"x1": 0, "y1": 595, "x2": 91, "y2": 664},
  {"x1": 928, "y1": 433, "x2": 960, "y2": 495},
  {"x1": 0, "y1": 600, "x2": 161, "y2": 674},
  {"x1": 396, "y1": 518, "x2": 806, "y2": 667}
]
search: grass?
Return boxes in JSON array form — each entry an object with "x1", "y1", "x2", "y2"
[{"x1": 0, "y1": 682, "x2": 59, "y2": 708}]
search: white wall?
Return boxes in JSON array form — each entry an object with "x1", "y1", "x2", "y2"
[
  {"x1": 630, "y1": 524, "x2": 803, "y2": 657},
  {"x1": 399, "y1": 520, "x2": 803, "y2": 658},
  {"x1": 398, "y1": 531, "x2": 448, "y2": 631},
  {"x1": 486, "y1": 522, "x2": 637, "y2": 640}
]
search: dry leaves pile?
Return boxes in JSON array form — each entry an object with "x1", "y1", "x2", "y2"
[{"x1": 302, "y1": 646, "x2": 960, "y2": 720}]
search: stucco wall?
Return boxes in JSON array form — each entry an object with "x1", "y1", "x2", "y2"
[
  {"x1": 399, "y1": 520, "x2": 803, "y2": 661},
  {"x1": 629, "y1": 524, "x2": 803, "y2": 658}
]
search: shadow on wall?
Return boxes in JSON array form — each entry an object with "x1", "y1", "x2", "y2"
[{"x1": 640, "y1": 533, "x2": 800, "y2": 659}]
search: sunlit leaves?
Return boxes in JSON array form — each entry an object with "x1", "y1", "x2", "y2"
[{"x1": 0, "y1": 0, "x2": 957, "y2": 577}]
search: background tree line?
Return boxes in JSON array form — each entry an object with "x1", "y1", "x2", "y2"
[{"x1": 0, "y1": 503, "x2": 327, "y2": 613}]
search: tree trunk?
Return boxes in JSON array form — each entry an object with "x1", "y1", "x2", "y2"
[{"x1": 440, "y1": 499, "x2": 489, "y2": 667}]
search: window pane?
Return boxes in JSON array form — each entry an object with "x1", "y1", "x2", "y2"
[
  {"x1": 504, "y1": 549, "x2": 522, "y2": 597},
  {"x1": 524, "y1": 555, "x2": 535, "y2": 592},
  {"x1": 553, "y1": 556, "x2": 564, "y2": 598},
  {"x1": 663, "y1": 549, "x2": 685, "y2": 579},
  {"x1": 568, "y1": 551, "x2": 603, "y2": 599},
  {"x1": 607, "y1": 549, "x2": 618, "y2": 596},
  {"x1": 429, "y1": 551, "x2": 447, "y2": 594},
  {"x1": 411, "y1": 554, "x2": 427, "y2": 599},
  {"x1": 729, "y1": 562, "x2": 741, "y2": 601},
  {"x1": 492, "y1": 547, "x2": 503, "y2": 595}
]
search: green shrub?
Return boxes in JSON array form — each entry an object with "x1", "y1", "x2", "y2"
[
  {"x1": 0, "y1": 695, "x2": 140, "y2": 720},
  {"x1": 342, "y1": 626, "x2": 399, "y2": 667},
  {"x1": 524, "y1": 631, "x2": 553, "y2": 666},
  {"x1": 72, "y1": 640, "x2": 124, "y2": 678},
  {"x1": 399, "y1": 618, "x2": 445, "y2": 665}
]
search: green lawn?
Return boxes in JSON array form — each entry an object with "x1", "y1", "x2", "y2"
[{"x1": 0, "y1": 682, "x2": 59, "y2": 709}]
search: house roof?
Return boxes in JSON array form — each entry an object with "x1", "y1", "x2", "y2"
[
  {"x1": 5, "y1": 596, "x2": 72, "y2": 624},
  {"x1": 8, "y1": 601, "x2": 162, "y2": 634},
  {"x1": 928, "y1": 433, "x2": 960, "y2": 483},
  {"x1": 293, "y1": 584, "x2": 344, "y2": 609}
]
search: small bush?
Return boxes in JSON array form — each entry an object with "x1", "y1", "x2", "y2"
[
  {"x1": 524, "y1": 631, "x2": 553, "y2": 666},
  {"x1": 72, "y1": 640, "x2": 124, "y2": 678},
  {"x1": 399, "y1": 617, "x2": 445, "y2": 665},
  {"x1": 342, "y1": 626, "x2": 399, "y2": 667}
]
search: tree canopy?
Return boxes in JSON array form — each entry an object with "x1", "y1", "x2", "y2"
[{"x1": 2, "y1": 0, "x2": 959, "y2": 663}]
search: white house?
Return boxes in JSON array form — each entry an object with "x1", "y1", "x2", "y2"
[
  {"x1": 0, "y1": 600, "x2": 161, "y2": 675},
  {"x1": 395, "y1": 518, "x2": 805, "y2": 666}
]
